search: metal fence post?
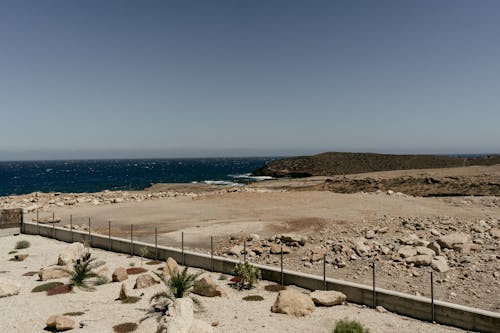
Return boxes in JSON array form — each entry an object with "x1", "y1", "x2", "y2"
[
  {"x1": 155, "y1": 227, "x2": 158, "y2": 260},
  {"x1": 20, "y1": 210, "x2": 24, "y2": 234},
  {"x1": 108, "y1": 221, "x2": 112, "y2": 251},
  {"x1": 181, "y1": 232, "x2": 185, "y2": 265},
  {"x1": 88, "y1": 218, "x2": 91, "y2": 247},
  {"x1": 37, "y1": 209, "x2": 40, "y2": 235},
  {"x1": 372, "y1": 260, "x2": 376, "y2": 308},
  {"x1": 243, "y1": 240, "x2": 247, "y2": 262},
  {"x1": 280, "y1": 245, "x2": 284, "y2": 286},
  {"x1": 431, "y1": 270, "x2": 435, "y2": 322},
  {"x1": 70, "y1": 215, "x2": 73, "y2": 243},
  {"x1": 210, "y1": 236, "x2": 214, "y2": 272},
  {"x1": 130, "y1": 224, "x2": 134, "y2": 255},
  {"x1": 323, "y1": 254, "x2": 327, "y2": 291},
  {"x1": 52, "y1": 212, "x2": 55, "y2": 238}
]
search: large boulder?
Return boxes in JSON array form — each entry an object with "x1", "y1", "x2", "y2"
[
  {"x1": 192, "y1": 277, "x2": 224, "y2": 297},
  {"x1": 163, "y1": 257, "x2": 180, "y2": 278},
  {"x1": 310, "y1": 290, "x2": 346, "y2": 306},
  {"x1": 39, "y1": 266, "x2": 70, "y2": 281},
  {"x1": 279, "y1": 234, "x2": 307, "y2": 246},
  {"x1": 427, "y1": 242, "x2": 441, "y2": 255},
  {"x1": 229, "y1": 245, "x2": 244, "y2": 256},
  {"x1": 431, "y1": 256, "x2": 449, "y2": 273},
  {"x1": 46, "y1": 315, "x2": 75, "y2": 331},
  {"x1": 157, "y1": 298, "x2": 193, "y2": 333},
  {"x1": 134, "y1": 274, "x2": 159, "y2": 289},
  {"x1": 405, "y1": 255, "x2": 432, "y2": 267},
  {"x1": 398, "y1": 246, "x2": 417, "y2": 258},
  {"x1": 416, "y1": 246, "x2": 435, "y2": 256},
  {"x1": 112, "y1": 267, "x2": 128, "y2": 282},
  {"x1": 57, "y1": 242, "x2": 86, "y2": 266},
  {"x1": 0, "y1": 279, "x2": 20, "y2": 298},
  {"x1": 309, "y1": 247, "x2": 327, "y2": 262},
  {"x1": 437, "y1": 232, "x2": 470, "y2": 249},
  {"x1": 271, "y1": 289, "x2": 315, "y2": 316},
  {"x1": 352, "y1": 238, "x2": 370, "y2": 257}
]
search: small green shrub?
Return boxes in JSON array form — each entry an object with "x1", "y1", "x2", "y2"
[
  {"x1": 94, "y1": 276, "x2": 110, "y2": 286},
  {"x1": 32, "y1": 282, "x2": 64, "y2": 293},
  {"x1": 129, "y1": 262, "x2": 136, "y2": 267},
  {"x1": 62, "y1": 257, "x2": 100, "y2": 290},
  {"x1": 15, "y1": 240, "x2": 30, "y2": 249},
  {"x1": 233, "y1": 262, "x2": 261, "y2": 289},
  {"x1": 150, "y1": 267, "x2": 200, "y2": 302},
  {"x1": 333, "y1": 319, "x2": 370, "y2": 333}
]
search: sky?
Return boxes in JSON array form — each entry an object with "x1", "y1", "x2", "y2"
[{"x1": 1, "y1": 0, "x2": 499, "y2": 160}]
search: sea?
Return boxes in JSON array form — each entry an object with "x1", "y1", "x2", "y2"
[{"x1": 0, "y1": 157, "x2": 278, "y2": 196}]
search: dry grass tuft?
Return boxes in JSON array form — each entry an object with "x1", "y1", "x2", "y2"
[{"x1": 113, "y1": 322, "x2": 138, "y2": 333}]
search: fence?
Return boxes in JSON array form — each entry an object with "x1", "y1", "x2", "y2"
[
  {"x1": 0, "y1": 208, "x2": 23, "y2": 229},
  {"x1": 20, "y1": 215, "x2": 500, "y2": 333}
]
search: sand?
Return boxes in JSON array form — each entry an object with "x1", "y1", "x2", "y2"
[{"x1": 0, "y1": 234, "x2": 472, "y2": 333}]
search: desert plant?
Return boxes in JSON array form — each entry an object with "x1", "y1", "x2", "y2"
[
  {"x1": 333, "y1": 319, "x2": 370, "y2": 333},
  {"x1": 94, "y1": 275, "x2": 110, "y2": 286},
  {"x1": 62, "y1": 257, "x2": 100, "y2": 290},
  {"x1": 138, "y1": 247, "x2": 149, "y2": 267},
  {"x1": 129, "y1": 262, "x2": 136, "y2": 267},
  {"x1": 150, "y1": 267, "x2": 200, "y2": 302},
  {"x1": 233, "y1": 262, "x2": 261, "y2": 289},
  {"x1": 15, "y1": 240, "x2": 30, "y2": 249}
]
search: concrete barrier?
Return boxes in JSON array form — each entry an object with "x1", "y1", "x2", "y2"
[
  {"x1": 0, "y1": 208, "x2": 22, "y2": 229},
  {"x1": 21, "y1": 221, "x2": 500, "y2": 333}
]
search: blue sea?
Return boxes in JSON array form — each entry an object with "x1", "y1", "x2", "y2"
[{"x1": 0, "y1": 157, "x2": 277, "y2": 196}]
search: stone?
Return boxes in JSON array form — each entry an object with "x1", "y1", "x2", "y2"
[
  {"x1": 271, "y1": 289, "x2": 315, "y2": 316},
  {"x1": 39, "y1": 266, "x2": 70, "y2": 281},
  {"x1": 398, "y1": 246, "x2": 417, "y2": 258},
  {"x1": 310, "y1": 290, "x2": 346, "y2": 306},
  {"x1": 248, "y1": 233, "x2": 260, "y2": 242},
  {"x1": 416, "y1": 246, "x2": 435, "y2": 256},
  {"x1": 381, "y1": 246, "x2": 391, "y2": 255},
  {"x1": 437, "y1": 232, "x2": 470, "y2": 249},
  {"x1": 309, "y1": 247, "x2": 327, "y2": 262},
  {"x1": 472, "y1": 220, "x2": 490, "y2": 233},
  {"x1": 229, "y1": 245, "x2": 244, "y2": 256},
  {"x1": 57, "y1": 242, "x2": 86, "y2": 266},
  {"x1": 279, "y1": 234, "x2": 306, "y2": 246},
  {"x1": 431, "y1": 256, "x2": 449, "y2": 273},
  {"x1": 0, "y1": 279, "x2": 20, "y2": 298},
  {"x1": 118, "y1": 283, "x2": 128, "y2": 301},
  {"x1": 365, "y1": 230, "x2": 376, "y2": 239},
  {"x1": 46, "y1": 315, "x2": 75, "y2": 331},
  {"x1": 270, "y1": 244, "x2": 290, "y2": 254},
  {"x1": 134, "y1": 274, "x2": 159, "y2": 289},
  {"x1": 399, "y1": 234, "x2": 420, "y2": 245},
  {"x1": 14, "y1": 254, "x2": 29, "y2": 261},
  {"x1": 489, "y1": 228, "x2": 500, "y2": 239},
  {"x1": 189, "y1": 319, "x2": 214, "y2": 333},
  {"x1": 157, "y1": 298, "x2": 193, "y2": 333},
  {"x1": 376, "y1": 306, "x2": 388, "y2": 313},
  {"x1": 352, "y1": 238, "x2": 370, "y2": 257},
  {"x1": 405, "y1": 255, "x2": 432, "y2": 267},
  {"x1": 427, "y1": 242, "x2": 441, "y2": 255},
  {"x1": 192, "y1": 277, "x2": 225, "y2": 297},
  {"x1": 163, "y1": 257, "x2": 180, "y2": 278},
  {"x1": 430, "y1": 229, "x2": 440, "y2": 236},
  {"x1": 112, "y1": 267, "x2": 128, "y2": 282},
  {"x1": 251, "y1": 246, "x2": 264, "y2": 255}
]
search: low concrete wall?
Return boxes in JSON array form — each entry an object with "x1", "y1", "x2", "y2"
[
  {"x1": 0, "y1": 208, "x2": 22, "y2": 229},
  {"x1": 22, "y1": 221, "x2": 500, "y2": 333}
]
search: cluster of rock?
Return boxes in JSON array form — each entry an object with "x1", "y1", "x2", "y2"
[{"x1": 271, "y1": 289, "x2": 347, "y2": 316}]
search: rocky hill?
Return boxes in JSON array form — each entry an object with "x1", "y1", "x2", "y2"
[{"x1": 253, "y1": 152, "x2": 500, "y2": 178}]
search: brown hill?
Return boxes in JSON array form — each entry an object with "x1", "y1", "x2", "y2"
[{"x1": 253, "y1": 152, "x2": 500, "y2": 177}]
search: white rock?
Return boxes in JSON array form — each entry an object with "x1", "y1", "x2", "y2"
[
  {"x1": 431, "y1": 256, "x2": 449, "y2": 273},
  {"x1": 158, "y1": 298, "x2": 193, "y2": 333},
  {"x1": 271, "y1": 289, "x2": 315, "y2": 316},
  {"x1": 398, "y1": 246, "x2": 417, "y2": 258},
  {"x1": 310, "y1": 290, "x2": 346, "y2": 306},
  {"x1": 57, "y1": 242, "x2": 86, "y2": 266}
]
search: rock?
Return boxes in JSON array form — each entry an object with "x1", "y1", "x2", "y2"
[
  {"x1": 157, "y1": 298, "x2": 194, "y2": 333},
  {"x1": 46, "y1": 315, "x2": 75, "y2": 331},
  {"x1": 39, "y1": 266, "x2": 70, "y2": 281},
  {"x1": 437, "y1": 232, "x2": 470, "y2": 249},
  {"x1": 118, "y1": 283, "x2": 128, "y2": 301},
  {"x1": 189, "y1": 319, "x2": 214, "y2": 333},
  {"x1": 430, "y1": 229, "x2": 440, "y2": 236},
  {"x1": 416, "y1": 246, "x2": 435, "y2": 256},
  {"x1": 112, "y1": 267, "x2": 128, "y2": 282},
  {"x1": 405, "y1": 255, "x2": 432, "y2": 267},
  {"x1": 251, "y1": 246, "x2": 264, "y2": 255},
  {"x1": 248, "y1": 233, "x2": 260, "y2": 242},
  {"x1": 472, "y1": 220, "x2": 490, "y2": 233},
  {"x1": 376, "y1": 305, "x2": 388, "y2": 313},
  {"x1": 365, "y1": 230, "x2": 376, "y2": 239},
  {"x1": 134, "y1": 274, "x2": 159, "y2": 289},
  {"x1": 427, "y1": 242, "x2": 441, "y2": 255},
  {"x1": 489, "y1": 228, "x2": 500, "y2": 239},
  {"x1": 57, "y1": 242, "x2": 86, "y2": 266},
  {"x1": 271, "y1": 289, "x2": 315, "y2": 316},
  {"x1": 398, "y1": 246, "x2": 417, "y2": 258},
  {"x1": 399, "y1": 234, "x2": 420, "y2": 245},
  {"x1": 163, "y1": 257, "x2": 180, "y2": 278},
  {"x1": 381, "y1": 246, "x2": 391, "y2": 255},
  {"x1": 270, "y1": 244, "x2": 290, "y2": 254},
  {"x1": 352, "y1": 238, "x2": 370, "y2": 257},
  {"x1": 229, "y1": 245, "x2": 244, "y2": 256},
  {"x1": 192, "y1": 277, "x2": 225, "y2": 297},
  {"x1": 112, "y1": 198, "x2": 124, "y2": 203},
  {"x1": 431, "y1": 256, "x2": 449, "y2": 273},
  {"x1": 310, "y1": 290, "x2": 346, "y2": 306},
  {"x1": 14, "y1": 254, "x2": 29, "y2": 261},
  {"x1": 279, "y1": 234, "x2": 306, "y2": 246},
  {"x1": 309, "y1": 247, "x2": 327, "y2": 262},
  {"x1": 0, "y1": 279, "x2": 20, "y2": 298}
]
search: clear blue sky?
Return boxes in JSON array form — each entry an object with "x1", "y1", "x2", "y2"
[{"x1": 1, "y1": 0, "x2": 499, "y2": 160}]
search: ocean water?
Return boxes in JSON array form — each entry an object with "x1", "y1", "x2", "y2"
[{"x1": 0, "y1": 157, "x2": 277, "y2": 196}]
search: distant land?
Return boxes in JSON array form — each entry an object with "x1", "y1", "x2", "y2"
[{"x1": 253, "y1": 152, "x2": 500, "y2": 178}]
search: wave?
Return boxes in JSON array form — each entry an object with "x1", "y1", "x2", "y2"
[
  {"x1": 203, "y1": 180, "x2": 243, "y2": 186},
  {"x1": 228, "y1": 173, "x2": 273, "y2": 181}
]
